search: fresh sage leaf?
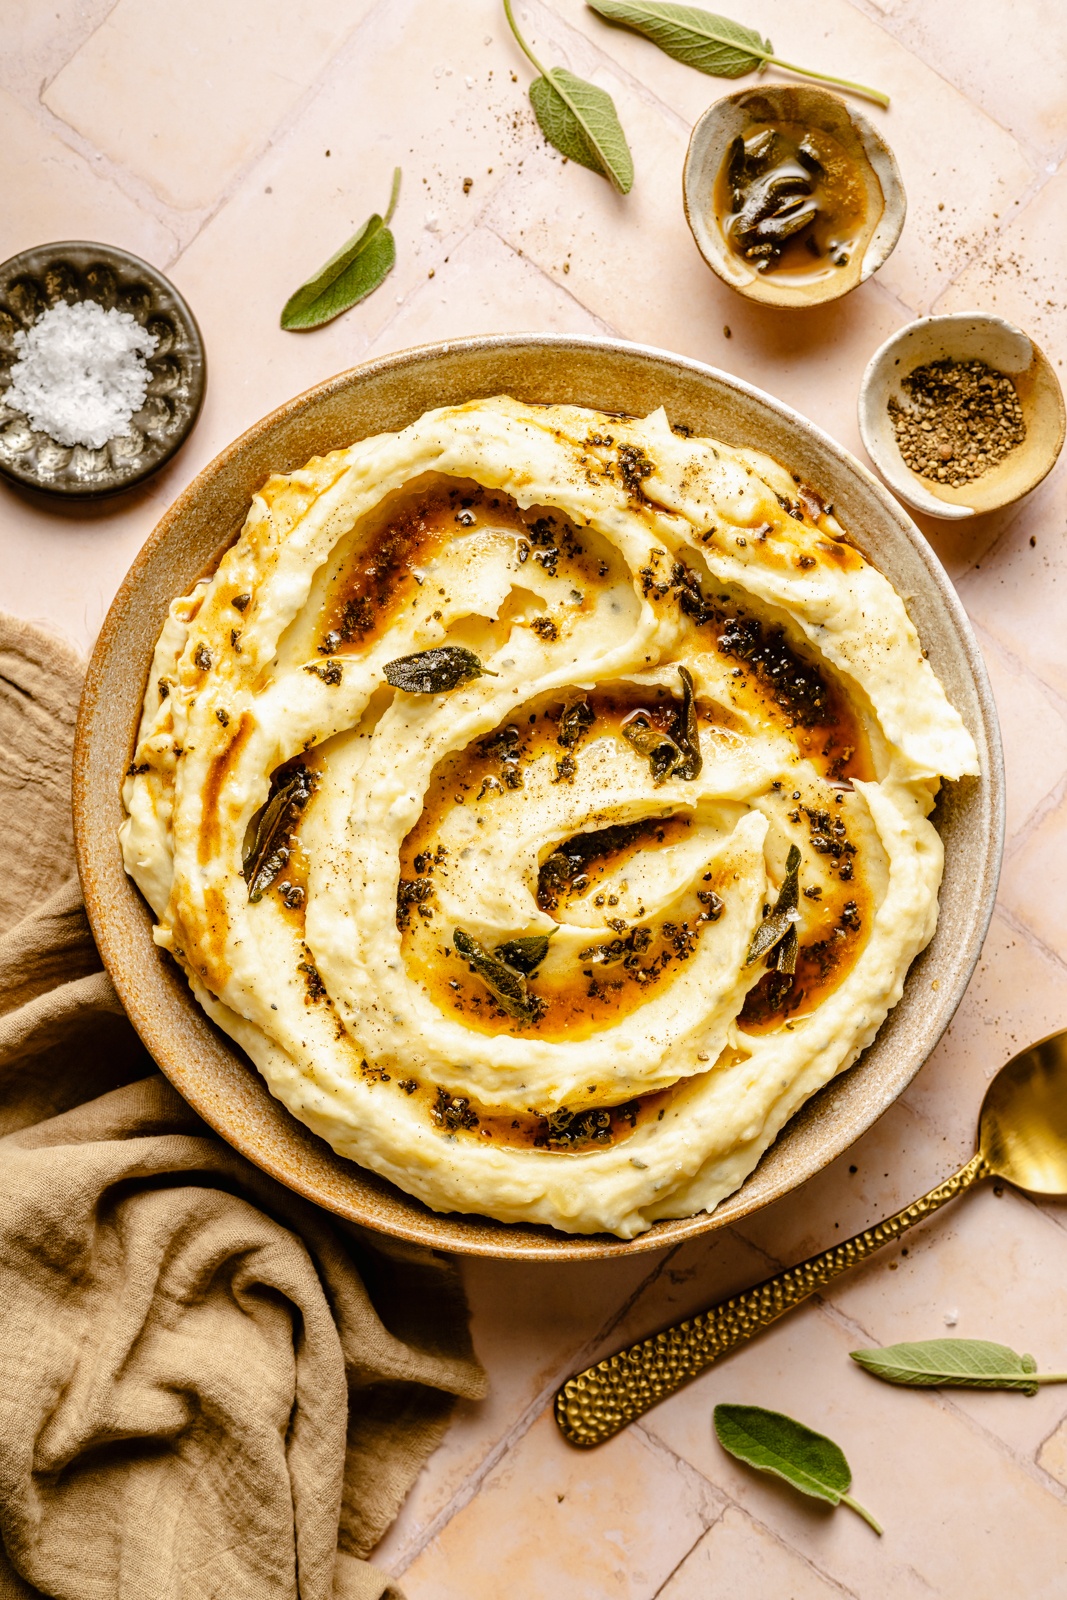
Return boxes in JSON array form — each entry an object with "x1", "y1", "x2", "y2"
[
  {"x1": 587, "y1": 1, "x2": 890, "y2": 108},
  {"x1": 384, "y1": 645, "x2": 496, "y2": 694},
  {"x1": 454, "y1": 928, "x2": 543, "y2": 1024},
  {"x1": 504, "y1": 0, "x2": 634, "y2": 192},
  {"x1": 591, "y1": 1, "x2": 768, "y2": 75},
  {"x1": 244, "y1": 765, "x2": 316, "y2": 902},
  {"x1": 494, "y1": 932, "x2": 555, "y2": 974},
  {"x1": 850, "y1": 1338, "x2": 1067, "y2": 1395},
  {"x1": 281, "y1": 167, "x2": 401, "y2": 330},
  {"x1": 714, "y1": 1404, "x2": 882, "y2": 1534},
  {"x1": 745, "y1": 842, "x2": 801, "y2": 966}
]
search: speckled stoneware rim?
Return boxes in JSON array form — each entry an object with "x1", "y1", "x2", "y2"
[
  {"x1": 0, "y1": 240, "x2": 205, "y2": 498},
  {"x1": 73, "y1": 334, "x2": 1004, "y2": 1260},
  {"x1": 683, "y1": 85, "x2": 906, "y2": 310}
]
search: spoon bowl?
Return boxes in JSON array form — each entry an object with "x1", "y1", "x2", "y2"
[{"x1": 978, "y1": 1029, "x2": 1067, "y2": 1195}]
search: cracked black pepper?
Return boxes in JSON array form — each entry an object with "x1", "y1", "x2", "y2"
[{"x1": 888, "y1": 358, "x2": 1026, "y2": 487}]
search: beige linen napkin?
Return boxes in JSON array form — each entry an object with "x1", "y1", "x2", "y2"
[{"x1": 0, "y1": 612, "x2": 486, "y2": 1600}]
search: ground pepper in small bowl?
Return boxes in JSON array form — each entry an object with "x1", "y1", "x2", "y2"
[
  {"x1": 888, "y1": 358, "x2": 1026, "y2": 487},
  {"x1": 858, "y1": 314, "x2": 1065, "y2": 520}
]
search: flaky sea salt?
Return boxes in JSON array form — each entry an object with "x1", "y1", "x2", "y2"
[{"x1": 6, "y1": 299, "x2": 157, "y2": 450}]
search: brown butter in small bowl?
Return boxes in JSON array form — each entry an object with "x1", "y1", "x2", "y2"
[
  {"x1": 715, "y1": 121, "x2": 872, "y2": 287},
  {"x1": 683, "y1": 85, "x2": 906, "y2": 310}
]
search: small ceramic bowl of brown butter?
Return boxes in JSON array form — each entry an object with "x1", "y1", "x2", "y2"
[
  {"x1": 858, "y1": 313, "x2": 1065, "y2": 519},
  {"x1": 683, "y1": 84, "x2": 905, "y2": 310}
]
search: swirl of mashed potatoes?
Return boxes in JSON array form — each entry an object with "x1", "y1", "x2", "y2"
[{"x1": 120, "y1": 397, "x2": 979, "y2": 1237}]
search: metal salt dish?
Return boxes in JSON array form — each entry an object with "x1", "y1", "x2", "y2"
[{"x1": 0, "y1": 240, "x2": 205, "y2": 498}]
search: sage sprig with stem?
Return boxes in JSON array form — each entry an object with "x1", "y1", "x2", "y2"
[
  {"x1": 503, "y1": 0, "x2": 634, "y2": 192},
  {"x1": 852, "y1": 1338, "x2": 1067, "y2": 1395},
  {"x1": 586, "y1": 2, "x2": 890, "y2": 110},
  {"x1": 714, "y1": 1404, "x2": 882, "y2": 1534},
  {"x1": 281, "y1": 167, "x2": 401, "y2": 330}
]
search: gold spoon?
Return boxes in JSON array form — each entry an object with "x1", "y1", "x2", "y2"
[{"x1": 555, "y1": 1029, "x2": 1067, "y2": 1449}]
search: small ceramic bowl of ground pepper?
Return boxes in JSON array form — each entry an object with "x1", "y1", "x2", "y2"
[
  {"x1": 858, "y1": 313, "x2": 1065, "y2": 520},
  {"x1": 683, "y1": 84, "x2": 905, "y2": 310}
]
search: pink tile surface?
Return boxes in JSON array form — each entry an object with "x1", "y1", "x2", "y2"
[{"x1": 4, "y1": 3, "x2": 1067, "y2": 1595}]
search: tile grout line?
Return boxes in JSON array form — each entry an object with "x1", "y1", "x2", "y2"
[
  {"x1": 990, "y1": 897, "x2": 1067, "y2": 989},
  {"x1": 36, "y1": 0, "x2": 122, "y2": 99},
  {"x1": 387, "y1": 1242, "x2": 686, "y2": 1576},
  {"x1": 167, "y1": 0, "x2": 412, "y2": 272},
  {"x1": 633, "y1": 1420, "x2": 863, "y2": 1599},
  {"x1": 648, "y1": 1520, "x2": 720, "y2": 1600},
  {"x1": 929, "y1": 163, "x2": 1060, "y2": 318},
  {"x1": 25, "y1": 0, "x2": 409, "y2": 267},
  {"x1": 482, "y1": 220, "x2": 628, "y2": 338},
  {"x1": 841, "y1": 0, "x2": 1060, "y2": 172}
]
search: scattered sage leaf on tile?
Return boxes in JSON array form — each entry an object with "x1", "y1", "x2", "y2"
[
  {"x1": 850, "y1": 1338, "x2": 1063, "y2": 1394},
  {"x1": 384, "y1": 645, "x2": 496, "y2": 694},
  {"x1": 714, "y1": 1404, "x2": 882, "y2": 1534},
  {"x1": 494, "y1": 931, "x2": 555, "y2": 974},
  {"x1": 745, "y1": 842, "x2": 801, "y2": 966},
  {"x1": 280, "y1": 167, "x2": 401, "y2": 330},
  {"x1": 504, "y1": 0, "x2": 634, "y2": 192},
  {"x1": 454, "y1": 928, "x2": 543, "y2": 1023},
  {"x1": 586, "y1": 1, "x2": 890, "y2": 108},
  {"x1": 244, "y1": 765, "x2": 316, "y2": 902}
]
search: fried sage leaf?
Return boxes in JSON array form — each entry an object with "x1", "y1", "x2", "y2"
[
  {"x1": 672, "y1": 665, "x2": 702, "y2": 779},
  {"x1": 850, "y1": 1338, "x2": 1061, "y2": 1394},
  {"x1": 622, "y1": 716, "x2": 683, "y2": 784},
  {"x1": 586, "y1": 2, "x2": 889, "y2": 108},
  {"x1": 384, "y1": 645, "x2": 495, "y2": 694},
  {"x1": 714, "y1": 1404, "x2": 882, "y2": 1534},
  {"x1": 281, "y1": 168, "x2": 401, "y2": 330},
  {"x1": 504, "y1": 0, "x2": 634, "y2": 193},
  {"x1": 244, "y1": 765, "x2": 316, "y2": 902},
  {"x1": 772, "y1": 921, "x2": 799, "y2": 974},
  {"x1": 745, "y1": 843, "x2": 801, "y2": 967},
  {"x1": 454, "y1": 928, "x2": 543, "y2": 1023},
  {"x1": 622, "y1": 667, "x2": 703, "y2": 784},
  {"x1": 558, "y1": 696, "x2": 596, "y2": 748},
  {"x1": 494, "y1": 932, "x2": 555, "y2": 974}
]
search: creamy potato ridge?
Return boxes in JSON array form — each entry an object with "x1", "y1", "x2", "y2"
[{"x1": 120, "y1": 397, "x2": 979, "y2": 1237}]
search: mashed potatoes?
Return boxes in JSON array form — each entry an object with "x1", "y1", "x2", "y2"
[{"x1": 120, "y1": 397, "x2": 979, "y2": 1237}]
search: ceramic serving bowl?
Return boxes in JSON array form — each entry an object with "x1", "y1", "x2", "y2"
[
  {"x1": 0, "y1": 240, "x2": 205, "y2": 498},
  {"x1": 683, "y1": 85, "x2": 905, "y2": 310},
  {"x1": 73, "y1": 335, "x2": 1003, "y2": 1260},
  {"x1": 858, "y1": 313, "x2": 1065, "y2": 520}
]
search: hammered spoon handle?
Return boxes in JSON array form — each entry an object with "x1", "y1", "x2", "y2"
[{"x1": 554, "y1": 1151, "x2": 988, "y2": 1449}]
